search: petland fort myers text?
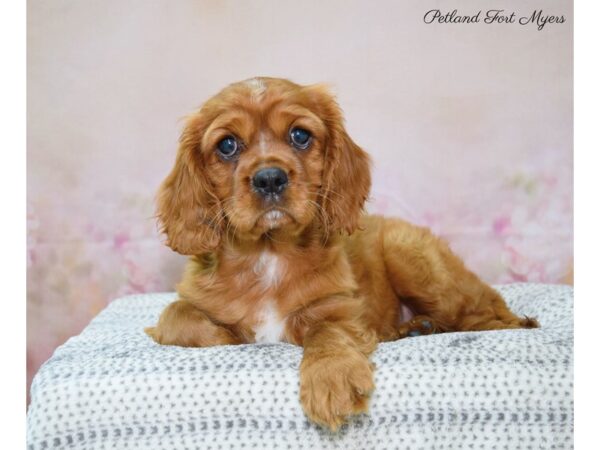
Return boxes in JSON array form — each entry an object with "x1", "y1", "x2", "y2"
[{"x1": 424, "y1": 9, "x2": 565, "y2": 31}]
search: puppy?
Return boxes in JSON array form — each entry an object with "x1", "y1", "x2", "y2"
[{"x1": 145, "y1": 77, "x2": 538, "y2": 430}]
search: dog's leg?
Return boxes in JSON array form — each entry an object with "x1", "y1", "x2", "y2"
[
  {"x1": 382, "y1": 219, "x2": 539, "y2": 335},
  {"x1": 145, "y1": 300, "x2": 241, "y2": 347},
  {"x1": 299, "y1": 320, "x2": 377, "y2": 431},
  {"x1": 292, "y1": 297, "x2": 378, "y2": 431}
]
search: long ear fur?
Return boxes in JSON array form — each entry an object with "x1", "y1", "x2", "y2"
[
  {"x1": 308, "y1": 86, "x2": 372, "y2": 235},
  {"x1": 156, "y1": 115, "x2": 221, "y2": 255}
]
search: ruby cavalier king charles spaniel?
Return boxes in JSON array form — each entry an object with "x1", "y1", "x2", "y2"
[{"x1": 146, "y1": 77, "x2": 538, "y2": 431}]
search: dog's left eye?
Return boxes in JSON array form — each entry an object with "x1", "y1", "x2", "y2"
[{"x1": 289, "y1": 127, "x2": 312, "y2": 150}]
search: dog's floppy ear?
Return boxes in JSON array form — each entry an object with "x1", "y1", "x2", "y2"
[
  {"x1": 156, "y1": 113, "x2": 221, "y2": 255},
  {"x1": 306, "y1": 85, "x2": 372, "y2": 235}
]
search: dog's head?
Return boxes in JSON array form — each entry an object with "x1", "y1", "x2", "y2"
[{"x1": 157, "y1": 77, "x2": 371, "y2": 255}]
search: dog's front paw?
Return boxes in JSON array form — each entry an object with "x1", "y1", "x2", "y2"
[{"x1": 299, "y1": 352, "x2": 375, "y2": 431}]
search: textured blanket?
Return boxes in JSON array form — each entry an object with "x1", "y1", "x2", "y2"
[{"x1": 27, "y1": 283, "x2": 573, "y2": 449}]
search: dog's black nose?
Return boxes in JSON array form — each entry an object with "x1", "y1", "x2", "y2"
[{"x1": 252, "y1": 167, "x2": 288, "y2": 197}]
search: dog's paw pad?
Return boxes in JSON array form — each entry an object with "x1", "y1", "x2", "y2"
[{"x1": 398, "y1": 315, "x2": 437, "y2": 339}]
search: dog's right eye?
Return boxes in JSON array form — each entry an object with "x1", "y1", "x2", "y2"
[{"x1": 216, "y1": 136, "x2": 239, "y2": 159}]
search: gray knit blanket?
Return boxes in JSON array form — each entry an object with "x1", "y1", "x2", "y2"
[{"x1": 27, "y1": 283, "x2": 573, "y2": 449}]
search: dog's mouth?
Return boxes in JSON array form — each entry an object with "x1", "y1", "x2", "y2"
[{"x1": 256, "y1": 208, "x2": 293, "y2": 230}]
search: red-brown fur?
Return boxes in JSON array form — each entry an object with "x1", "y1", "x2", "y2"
[{"x1": 145, "y1": 77, "x2": 538, "y2": 430}]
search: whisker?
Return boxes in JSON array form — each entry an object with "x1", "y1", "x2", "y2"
[{"x1": 304, "y1": 198, "x2": 331, "y2": 241}]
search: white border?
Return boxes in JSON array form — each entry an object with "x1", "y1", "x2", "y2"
[
  {"x1": 0, "y1": 0, "x2": 26, "y2": 446},
  {"x1": 574, "y1": 0, "x2": 600, "y2": 446},
  {"x1": 10, "y1": 0, "x2": 590, "y2": 447}
]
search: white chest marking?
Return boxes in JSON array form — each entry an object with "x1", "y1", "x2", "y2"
[
  {"x1": 253, "y1": 251, "x2": 282, "y2": 287},
  {"x1": 253, "y1": 300, "x2": 285, "y2": 343}
]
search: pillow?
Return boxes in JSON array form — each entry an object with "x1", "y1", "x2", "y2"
[{"x1": 27, "y1": 283, "x2": 573, "y2": 449}]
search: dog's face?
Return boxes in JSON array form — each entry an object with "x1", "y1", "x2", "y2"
[{"x1": 157, "y1": 78, "x2": 371, "y2": 254}]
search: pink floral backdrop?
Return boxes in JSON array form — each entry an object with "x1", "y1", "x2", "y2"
[{"x1": 27, "y1": 0, "x2": 572, "y2": 398}]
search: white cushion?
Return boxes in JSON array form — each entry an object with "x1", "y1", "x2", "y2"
[{"x1": 27, "y1": 283, "x2": 573, "y2": 449}]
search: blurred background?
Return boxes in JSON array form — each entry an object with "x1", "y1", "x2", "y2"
[{"x1": 27, "y1": 0, "x2": 572, "y2": 398}]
